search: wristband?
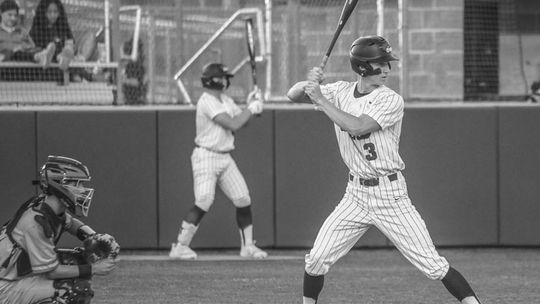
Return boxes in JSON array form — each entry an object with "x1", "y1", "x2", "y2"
[
  {"x1": 76, "y1": 225, "x2": 96, "y2": 241},
  {"x1": 78, "y1": 264, "x2": 92, "y2": 279}
]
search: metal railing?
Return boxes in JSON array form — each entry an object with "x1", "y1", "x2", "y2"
[
  {"x1": 0, "y1": 4, "x2": 142, "y2": 105},
  {"x1": 173, "y1": 7, "x2": 266, "y2": 105},
  {"x1": 119, "y1": 5, "x2": 142, "y2": 62}
]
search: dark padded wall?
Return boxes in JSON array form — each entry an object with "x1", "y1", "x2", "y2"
[
  {"x1": 232, "y1": 112, "x2": 275, "y2": 247},
  {"x1": 158, "y1": 111, "x2": 274, "y2": 249},
  {"x1": 400, "y1": 107, "x2": 498, "y2": 246},
  {"x1": 157, "y1": 111, "x2": 197, "y2": 247},
  {"x1": 499, "y1": 106, "x2": 540, "y2": 245},
  {"x1": 0, "y1": 106, "x2": 537, "y2": 249},
  {"x1": 0, "y1": 112, "x2": 37, "y2": 225},
  {"x1": 274, "y1": 110, "x2": 388, "y2": 247},
  {"x1": 37, "y1": 111, "x2": 158, "y2": 248}
]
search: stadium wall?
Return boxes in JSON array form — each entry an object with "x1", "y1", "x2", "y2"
[{"x1": 0, "y1": 105, "x2": 539, "y2": 249}]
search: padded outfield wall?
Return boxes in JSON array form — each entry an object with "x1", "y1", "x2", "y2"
[{"x1": 0, "y1": 104, "x2": 539, "y2": 249}]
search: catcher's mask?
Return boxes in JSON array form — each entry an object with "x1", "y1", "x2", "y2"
[
  {"x1": 39, "y1": 155, "x2": 94, "y2": 217},
  {"x1": 350, "y1": 35, "x2": 399, "y2": 77},
  {"x1": 201, "y1": 62, "x2": 234, "y2": 90}
]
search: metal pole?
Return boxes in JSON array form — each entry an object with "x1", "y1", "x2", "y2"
[
  {"x1": 165, "y1": 28, "x2": 172, "y2": 101},
  {"x1": 173, "y1": 8, "x2": 260, "y2": 80},
  {"x1": 111, "y1": 0, "x2": 123, "y2": 104},
  {"x1": 264, "y1": 0, "x2": 272, "y2": 101},
  {"x1": 148, "y1": 12, "x2": 156, "y2": 103},
  {"x1": 398, "y1": 0, "x2": 409, "y2": 99},
  {"x1": 377, "y1": 0, "x2": 385, "y2": 36},
  {"x1": 105, "y1": 0, "x2": 111, "y2": 63},
  {"x1": 175, "y1": 0, "x2": 185, "y2": 103}
]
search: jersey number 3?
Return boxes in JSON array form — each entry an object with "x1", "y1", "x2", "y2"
[
  {"x1": 351, "y1": 132, "x2": 378, "y2": 161},
  {"x1": 363, "y1": 143, "x2": 378, "y2": 160}
]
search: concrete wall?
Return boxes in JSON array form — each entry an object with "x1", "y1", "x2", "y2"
[
  {"x1": 408, "y1": 0, "x2": 464, "y2": 99},
  {"x1": 1, "y1": 106, "x2": 539, "y2": 249}
]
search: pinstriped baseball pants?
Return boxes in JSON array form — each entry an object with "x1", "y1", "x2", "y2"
[
  {"x1": 191, "y1": 147, "x2": 250, "y2": 211},
  {"x1": 305, "y1": 171, "x2": 450, "y2": 280}
]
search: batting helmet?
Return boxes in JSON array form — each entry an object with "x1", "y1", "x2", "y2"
[
  {"x1": 350, "y1": 35, "x2": 399, "y2": 76},
  {"x1": 201, "y1": 63, "x2": 234, "y2": 90},
  {"x1": 39, "y1": 156, "x2": 94, "y2": 217}
]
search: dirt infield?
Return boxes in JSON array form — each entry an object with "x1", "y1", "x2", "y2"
[{"x1": 93, "y1": 248, "x2": 540, "y2": 303}]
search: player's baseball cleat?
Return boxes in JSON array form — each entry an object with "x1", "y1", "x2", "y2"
[
  {"x1": 169, "y1": 243, "x2": 197, "y2": 260},
  {"x1": 240, "y1": 242, "x2": 268, "y2": 259}
]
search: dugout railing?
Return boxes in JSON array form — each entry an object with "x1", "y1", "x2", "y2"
[{"x1": 173, "y1": 7, "x2": 267, "y2": 105}]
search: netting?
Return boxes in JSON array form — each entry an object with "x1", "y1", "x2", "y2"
[
  {"x1": 271, "y1": 0, "x2": 398, "y2": 100},
  {"x1": 170, "y1": 0, "x2": 396, "y2": 104},
  {"x1": 464, "y1": 0, "x2": 540, "y2": 101},
  {"x1": 168, "y1": 5, "x2": 263, "y2": 104},
  {"x1": 2, "y1": 0, "x2": 539, "y2": 105},
  {"x1": 0, "y1": 0, "x2": 143, "y2": 105}
]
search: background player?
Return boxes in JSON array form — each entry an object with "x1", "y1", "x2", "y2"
[
  {"x1": 287, "y1": 35, "x2": 482, "y2": 304},
  {"x1": 169, "y1": 62, "x2": 267, "y2": 260},
  {"x1": 0, "y1": 156, "x2": 118, "y2": 304}
]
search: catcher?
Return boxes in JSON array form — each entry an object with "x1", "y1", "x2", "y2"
[{"x1": 0, "y1": 156, "x2": 120, "y2": 304}]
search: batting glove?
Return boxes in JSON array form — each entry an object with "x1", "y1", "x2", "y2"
[
  {"x1": 247, "y1": 88, "x2": 263, "y2": 104},
  {"x1": 248, "y1": 100, "x2": 263, "y2": 115}
]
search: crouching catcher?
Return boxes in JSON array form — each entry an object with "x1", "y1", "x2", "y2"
[{"x1": 0, "y1": 156, "x2": 119, "y2": 304}]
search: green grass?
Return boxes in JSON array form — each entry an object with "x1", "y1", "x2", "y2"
[{"x1": 93, "y1": 248, "x2": 540, "y2": 303}]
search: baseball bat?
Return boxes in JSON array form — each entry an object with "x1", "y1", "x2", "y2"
[
  {"x1": 245, "y1": 18, "x2": 258, "y2": 91},
  {"x1": 245, "y1": 17, "x2": 261, "y2": 116},
  {"x1": 319, "y1": 0, "x2": 359, "y2": 70}
]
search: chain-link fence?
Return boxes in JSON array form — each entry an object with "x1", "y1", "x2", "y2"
[
  {"x1": 1, "y1": 0, "x2": 539, "y2": 105},
  {"x1": 0, "y1": 0, "x2": 117, "y2": 104},
  {"x1": 465, "y1": 0, "x2": 540, "y2": 101}
]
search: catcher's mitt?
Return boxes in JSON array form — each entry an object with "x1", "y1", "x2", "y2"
[{"x1": 82, "y1": 233, "x2": 120, "y2": 263}]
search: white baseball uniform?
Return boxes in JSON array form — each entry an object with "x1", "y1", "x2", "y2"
[
  {"x1": 192, "y1": 92, "x2": 250, "y2": 211},
  {"x1": 305, "y1": 81, "x2": 450, "y2": 280}
]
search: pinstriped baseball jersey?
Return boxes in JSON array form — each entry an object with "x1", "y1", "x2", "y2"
[
  {"x1": 320, "y1": 81, "x2": 405, "y2": 179},
  {"x1": 305, "y1": 79, "x2": 450, "y2": 281},
  {"x1": 190, "y1": 91, "x2": 250, "y2": 211},
  {"x1": 195, "y1": 92, "x2": 242, "y2": 152}
]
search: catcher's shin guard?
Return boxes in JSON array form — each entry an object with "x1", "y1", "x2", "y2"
[{"x1": 52, "y1": 279, "x2": 94, "y2": 304}]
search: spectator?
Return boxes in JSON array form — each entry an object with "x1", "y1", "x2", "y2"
[
  {"x1": 528, "y1": 63, "x2": 540, "y2": 103},
  {"x1": 0, "y1": 0, "x2": 55, "y2": 67},
  {"x1": 530, "y1": 81, "x2": 540, "y2": 103},
  {"x1": 121, "y1": 36, "x2": 147, "y2": 104},
  {"x1": 29, "y1": 0, "x2": 97, "y2": 73}
]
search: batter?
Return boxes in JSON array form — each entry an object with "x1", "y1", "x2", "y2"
[
  {"x1": 287, "y1": 35, "x2": 482, "y2": 304},
  {"x1": 169, "y1": 62, "x2": 267, "y2": 260}
]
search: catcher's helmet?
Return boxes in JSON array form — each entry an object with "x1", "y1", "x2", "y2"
[
  {"x1": 39, "y1": 156, "x2": 94, "y2": 217},
  {"x1": 350, "y1": 35, "x2": 399, "y2": 76},
  {"x1": 201, "y1": 62, "x2": 234, "y2": 90}
]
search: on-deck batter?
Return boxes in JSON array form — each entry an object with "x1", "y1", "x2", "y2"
[
  {"x1": 169, "y1": 62, "x2": 267, "y2": 260},
  {"x1": 288, "y1": 35, "x2": 482, "y2": 304}
]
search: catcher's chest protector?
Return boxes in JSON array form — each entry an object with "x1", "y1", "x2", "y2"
[{"x1": 0, "y1": 196, "x2": 65, "y2": 278}]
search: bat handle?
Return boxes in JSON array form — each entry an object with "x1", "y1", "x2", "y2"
[
  {"x1": 252, "y1": 85, "x2": 262, "y2": 117},
  {"x1": 319, "y1": 55, "x2": 329, "y2": 71}
]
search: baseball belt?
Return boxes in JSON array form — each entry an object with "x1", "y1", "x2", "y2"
[
  {"x1": 195, "y1": 145, "x2": 232, "y2": 154},
  {"x1": 349, "y1": 172, "x2": 398, "y2": 187}
]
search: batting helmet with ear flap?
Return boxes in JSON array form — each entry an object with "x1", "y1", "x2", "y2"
[
  {"x1": 350, "y1": 35, "x2": 399, "y2": 76},
  {"x1": 201, "y1": 63, "x2": 234, "y2": 90}
]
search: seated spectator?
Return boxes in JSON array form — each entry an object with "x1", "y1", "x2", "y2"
[
  {"x1": 29, "y1": 0, "x2": 97, "y2": 74},
  {"x1": 0, "y1": 0, "x2": 55, "y2": 67}
]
